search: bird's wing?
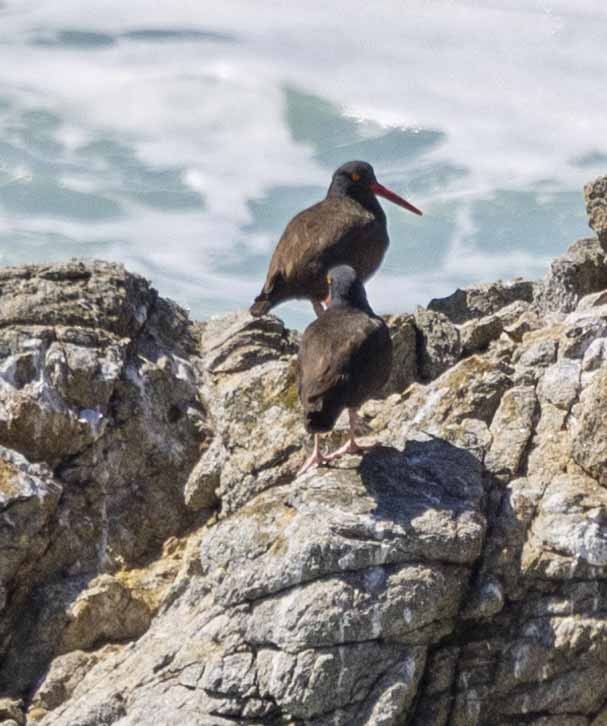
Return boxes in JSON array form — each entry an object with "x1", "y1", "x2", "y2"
[
  {"x1": 262, "y1": 200, "x2": 373, "y2": 294},
  {"x1": 298, "y1": 311, "x2": 379, "y2": 406}
]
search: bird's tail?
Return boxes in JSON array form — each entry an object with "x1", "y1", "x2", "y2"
[
  {"x1": 250, "y1": 272, "x2": 284, "y2": 317},
  {"x1": 249, "y1": 294, "x2": 272, "y2": 317}
]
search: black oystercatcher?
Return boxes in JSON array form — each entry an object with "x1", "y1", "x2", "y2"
[
  {"x1": 297, "y1": 265, "x2": 392, "y2": 475},
  {"x1": 250, "y1": 160, "x2": 422, "y2": 317}
]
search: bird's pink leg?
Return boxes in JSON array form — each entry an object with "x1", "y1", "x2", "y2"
[
  {"x1": 325, "y1": 409, "x2": 373, "y2": 461},
  {"x1": 297, "y1": 434, "x2": 328, "y2": 476}
]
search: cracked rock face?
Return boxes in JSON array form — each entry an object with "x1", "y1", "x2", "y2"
[
  {"x1": 2, "y1": 180, "x2": 607, "y2": 725},
  {"x1": 0, "y1": 261, "x2": 208, "y2": 698}
]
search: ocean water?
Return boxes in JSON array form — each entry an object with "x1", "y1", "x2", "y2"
[{"x1": 0, "y1": 1, "x2": 606, "y2": 328}]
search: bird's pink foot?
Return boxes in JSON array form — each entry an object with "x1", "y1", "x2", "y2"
[
  {"x1": 297, "y1": 449, "x2": 327, "y2": 476},
  {"x1": 325, "y1": 437, "x2": 373, "y2": 461},
  {"x1": 297, "y1": 435, "x2": 328, "y2": 476}
]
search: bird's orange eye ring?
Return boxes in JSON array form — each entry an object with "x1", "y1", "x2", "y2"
[{"x1": 351, "y1": 172, "x2": 361, "y2": 182}]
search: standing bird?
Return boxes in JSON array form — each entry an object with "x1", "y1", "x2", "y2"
[
  {"x1": 297, "y1": 265, "x2": 392, "y2": 475},
  {"x1": 250, "y1": 160, "x2": 422, "y2": 317}
]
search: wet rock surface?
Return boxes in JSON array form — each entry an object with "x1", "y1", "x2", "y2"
[{"x1": 1, "y1": 180, "x2": 607, "y2": 725}]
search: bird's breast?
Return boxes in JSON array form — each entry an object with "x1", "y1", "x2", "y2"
[{"x1": 346, "y1": 228, "x2": 389, "y2": 282}]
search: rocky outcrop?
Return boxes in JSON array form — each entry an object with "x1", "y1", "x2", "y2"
[
  {"x1": 1, "y1": 179, "x2": 607, "y2": 725},
  {"x1": 539, "y1": 236, "x2": 607, "y2": 315},
  {"x1": 0, "y1": 261, "x2": 209, "y2": 700},
  {"x1": 585, "y1": 175, "x2": 607, "y2": 244},
  {"x1": 428, "y1": 278, "x2": 537, "y2": 324}
]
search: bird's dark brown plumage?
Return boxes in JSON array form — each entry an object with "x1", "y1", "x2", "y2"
[
  {"x1": 250, "y1": 160, "x2": 421, "y2": 317},
  {"x1": 297, "y1": 267, "x2": 392, "y2": 436}
]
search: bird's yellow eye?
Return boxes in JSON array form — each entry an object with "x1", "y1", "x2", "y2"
[
  {"x1": 351, "y1": 172, "x2": 361, "y2": 182},
  {"x1": 327, "y1": 276, "x2": 333, "y2": 285}
]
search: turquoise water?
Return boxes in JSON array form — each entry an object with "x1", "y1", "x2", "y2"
[{"x1": 0, "y1": 1, "x2": 605, "y2": 328}]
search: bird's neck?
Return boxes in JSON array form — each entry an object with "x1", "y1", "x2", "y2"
[
  {"x1": 328, "y1": 284, "x2": 375, "y2": 316},
  {"x1": 326, "y1": 179, "x2": 386, "y2": 220}
]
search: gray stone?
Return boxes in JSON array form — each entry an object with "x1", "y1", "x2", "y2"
[
  {"x1": 199, "y1": 310, "x2": 298, "y2": 374},
  {"x1": 560, "y1": 304, "x2": 607, "y2": 359},
  {"x1": 0, "y1": 447, "x2": 62, "y2": 607},
  {"x1": 383, "y1": 313, "x2": 417, "y2": 393},
  {"x1": 522, "y1": 473, "x2": 607, "y2": 579},
  {"x1": 459, "y1": 301, "x2": 535, "y2": 358},
  {"x1": 29, "y1": 646, "x2": 122, "y2": 718},
  {"x1": 516, "y1": 336, "x2": 558, "y2": 368},
  {"x1": 0, "y1": 700, "x2": 23, "y2": 726},
  {"x1": 571, "y1": 369, "x2": 607, "y2": 486},
  {"x1": 582, "y1": 337, "x2": 607, "y2": 372},
  {"x1": 503, "y1": 308, "x2": 542, "y2": 342},
  {"x1": 577, "y1": 289, "x2": 607, "y2": 310},
  {"x1": 0, "y1": 260, "x2": 151, "y2": 336},
  {"x1": 195, "y1": 311, "x2": 302, "y2": 514},
  {"x1": 540, "y1": 236, "x2": 607, "y2": 314},
  {"x1": 428, "y1": 278, "x2": 536, "y2": 324},
  {"x1": 414, "y1": 307, "x2": 462, "y2": 381},
  {"x1": 460, "y1": 314, "x2": 503, "y2": 356},
  {"x1": 183, "y1": 438, "x2": 222, "y2": 510},
  {"x1": 538, "y1": 359, "x2": 581, "y2": 410},
  {"x1": 584, "y1": 174, "x2": 607, "y2": 243},
  {"x1": 460, "y1": 576, "x2": 504, "y2": 620},
  {"x1": 485, "y1": 385, "x2": 537, "y2": 479},
  {"x1": 59, "y1": 575, "x2": 152, "y2": 653}
]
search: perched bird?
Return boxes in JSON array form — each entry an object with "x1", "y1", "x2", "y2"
[
  {"x1": 250, "y1": 160, "x2": 422, "y2": 317},
  {"x1": 296, "y1": 265, "x2": 392, "y2": 475}
]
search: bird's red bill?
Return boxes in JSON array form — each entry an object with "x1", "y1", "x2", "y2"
[{"x1": 370, "y1": 182, "x2": 423, "y2": 216}]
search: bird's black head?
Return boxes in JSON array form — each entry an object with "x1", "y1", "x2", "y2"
[
  {"x1": 328, "y1": 161, "x2": 378, "y2": 202},
  {"x1": 327, "y1": 159, "x2": 423, "y2": 217},
  {"x1": 326, "y1": 264, "x2": 373, "y2": 314}
]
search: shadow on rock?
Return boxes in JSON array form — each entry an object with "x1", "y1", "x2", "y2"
[{"x1": 360, "y1": 436, "x2": 486, "y2": 513}]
